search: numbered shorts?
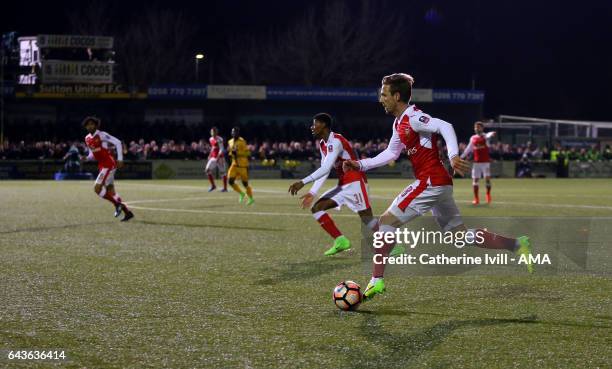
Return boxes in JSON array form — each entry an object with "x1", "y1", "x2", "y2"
[
  {"x1": 320, "y1": 179, "x2": 370, "y2": 213},
  {"x1": 95, "y1": 167, "x2": 116, "y2": 186},
  {"x1": 387, "y1": 179, "x2": 463, "y2": 231},
  {"x1": 205, "y1": 157, "x2": 226, "y2": 174},
  {"x1": 228, "y1": 165, "x2": 249, "y2": 181},
  {"x1": 472, "y1": 162, "x2": 491, "y2": 179}
]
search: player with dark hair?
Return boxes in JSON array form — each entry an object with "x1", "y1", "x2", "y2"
[
  {"x1": 227, "y1": 127, "x2": 254, "y2": 205},
  {"x1": 83, "y1": 116, "x2": 134, "y2": 221},
  {"x1": 461, "y1": 121, "x2": 496, "y2": 204},
  {"x1": 205, "y1": 127, "x2": 228, "y2": 192},
  {"x1": 289, "y1": 113, "x2": 384, "y2": 256},
  {"x1": 343, "y1": 73, "x2": 533, "y2": 300}
]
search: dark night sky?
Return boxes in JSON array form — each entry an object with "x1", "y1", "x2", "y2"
[{"x1": 2, "y1": 0, "x2": 611, "y2": 120}]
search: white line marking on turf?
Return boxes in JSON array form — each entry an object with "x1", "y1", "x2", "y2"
[
  {"x1": 126, "y1": 195, "x2": 281, "y2": 205},
  {"x1": 127, "y1": 205, "x2": 357, "y2": 218},
  {"x1": 453, "y1": 200, "x2": 612, "y2": 210},
  {"x1": 121, "y1": 182, "x2": 612, "y2": 200},
  {"x1": 120, "y1": 182, "x2": 282, "y2": 193},
  {"x1": 122, "y1": 184, "x2": 612, "y2": 211}
]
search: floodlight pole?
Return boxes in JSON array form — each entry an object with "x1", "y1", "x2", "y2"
[
  {"x1": 195, "y1": 53, "x2": 204, "y2": 83},
  {"x1": 195, "y1": 58, "x2": 199, "y2": 82}
]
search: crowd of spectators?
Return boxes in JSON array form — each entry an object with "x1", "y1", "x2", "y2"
[
  {"x1": 2, "y1": 138, "x2": 611, "y2": 162},
  {"x1": 0, "y1": 138, "x2": 390, "y2": 161}
]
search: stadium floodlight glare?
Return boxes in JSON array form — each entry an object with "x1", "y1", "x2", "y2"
[{"x1": 195, "y1": 53, "x2": 204, "y2": 60}]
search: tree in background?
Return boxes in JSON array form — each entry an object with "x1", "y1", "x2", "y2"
[
  {"x1": 223, "y1": 0, "x2": 413, "y2": 86},
  {"x1": 69, "y1": 2, "x2": 198, "y2": 89}
]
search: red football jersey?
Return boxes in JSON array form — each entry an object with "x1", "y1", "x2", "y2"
[
  {"x1": 357, "y1": 105, "x2": 459, "y2": 187},
  {"x1": 85, "y1": 130, "x2": 123, "y2": 169},
  {"x1": 395, "y1": 111, "x2": 453, "y2": 186},
  {"x1": 209, "y1": 136, "x2": 224, "y2": 159},
  {"x1": 466, "y1": 134, "x2": 491, "y2": 163},
  {"x1": 318, "y1": 132, "x2": 366, "y2": 186}
]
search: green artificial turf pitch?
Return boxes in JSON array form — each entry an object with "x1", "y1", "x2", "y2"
[{"x1": 1, "y1": 179, "x2": 610, "y2": 368}]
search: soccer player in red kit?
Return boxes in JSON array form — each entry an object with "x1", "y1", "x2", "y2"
[
  {"x1": 83, "y1": 117, "x2": 134, "y2": 222},
  {"x1": 461, "y1": 122, "x2": 496, "y2": 204},
  {"x1": 343, "y1": 74, "x2": 533, "y2": 300},
  {"x1": 288, "y1": 113, "x2": 380, "y2": 256},
  {"x1": 205, "y1": 127, "x2": 228, "y2": 192}
]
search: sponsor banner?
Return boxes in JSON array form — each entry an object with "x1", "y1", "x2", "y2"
[
  {"x1": 146, "y1": 84, "x2": 484, "y2": 103},
  {"x1": 37, "y1": 84, "x2": 124, "y2": 96},
  {"x1": 41, "y1": 61, "x2": 113, "y2": 84},
  {"x1": 15, "y1": 91, "x2": 145, "y2": 99},
  {"x1": 267, "y1": 86, "x2": 379, "y2": 101},
  {"x1": 267, "y1": 87, "x2": 434, "y2": 102},
  {"x1": 569, "y1": 161, "x2": 612, "y2": 178},
  {"x1": 37, "y1": 34, "x2": 114, "y2": 49},
  {"x1": 147, "y1": 85, "x2": 207, "y2": 99},
  {"x1": 411, "y1": 88, "x2": 433, "y2": 103},
  {"x1": 0, "y1": 161, "x2": 151, "y2": 180},
  {"x1": 152, "y1": 160, "x2": 286, "y2": 179},
  {"x1": 15, "y1": 84, "x2": 144, "y2": 99},
  {"x1": 432, "y1": 89, "x2": 485, "y2": 103},
  {"x1": 207, "y1": 85, "x2": 266, "y2": 100},
  {"x1": 153, "y1": 160, "x2": 204, "y2": 179}
]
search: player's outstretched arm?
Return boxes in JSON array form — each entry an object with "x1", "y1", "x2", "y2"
[
  {"x1": 460, "y1": 140, "x2": 474, "y2": 160},
  {"x1": 301, "y1": 141, "x2": 341, "y2": 184},
  {"x1": 450, "y1": 156, "x2": 471, "y2": 177},
  {"x1": 298, "y1": 172, "x2": 329, "y2": 208},
  {"x1": 413, "y1": 116, "x2": 471, "y2": 176},
  {"x1": 100, "y1": 131, "x2": 124, "y2": 164},
  {"x1": 411, "y1": 116, "x2": 460, "y2": 157},
  {"x1": 288, "y1": 181, "x2": 305, "y2": 195},
  {"x1": 348, "y1": 127, "x2": 403, "y2": 172},
  {"x1": 299, "y1": 193, "x2": 315, "y2": 209},
  {"x1": 342, "y1": 160, "x2": 360, "y2": 172}
]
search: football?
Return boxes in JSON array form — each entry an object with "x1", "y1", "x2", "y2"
[{"x1": 333, "y1": 280, "x2": 362, "y2": 311}]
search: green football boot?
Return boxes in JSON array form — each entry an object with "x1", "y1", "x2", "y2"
[
  {"x1": 516, "y1": 236, "x2": 534, "y2": 274},
  {"x1": 389, "y1": 244, "x2": 405, "y2": 257},
  {"x1": 363, "y1": 278, "x2": 386, "y2": 301},
  {"x1": 246, "y1": 197, "x2": 255, "y2": 206},
  {"x1": 238, "y1": 192, "x2": 246, "y2": 203},
  {"x1": 324, "y1": 235, "x2": 351, "y2": 256}
]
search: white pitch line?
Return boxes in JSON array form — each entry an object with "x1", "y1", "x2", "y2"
[
  {"x1": 125, "y1": 195, "x2": 282, "y2": 205},
  {"x1": 128, "y1": 205, "x2": 357, "y2": 218},
  {"x1": 122, "y1": 183, "x2": 612, "y2": 211},
  {"x1": 120, "y1": 182, "x2": 284, "y2": 194},
  {"x1": 368, "y1": 195, "x2": 612, "y2": 210},
  {"x1": 453, "y1": 200, "x2": 612, "y2": 210}
]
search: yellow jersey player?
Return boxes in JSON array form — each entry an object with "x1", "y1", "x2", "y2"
[{"x1": 228, "y1": 127, "x2": 254, "y2": 205}]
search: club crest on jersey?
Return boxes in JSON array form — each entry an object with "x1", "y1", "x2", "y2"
[
  {"x1": 328, "y1": 145, "x2": 333, "y2": 152},
  {"x1": 419, "y1": 116, "x2": 430, "y2": 124}
]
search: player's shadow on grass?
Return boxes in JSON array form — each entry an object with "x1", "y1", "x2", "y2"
[
  {"x1": 256, "y1": 258, "x2": 353, "y2": 285},
  {"x1": 0, "y1": 221, "x2": 116, "y2": 235},
  {"x1": 345, "y1": 314, "x2": 539, "y2": 369},
  {"x1": 135, "y1": 220, "x2": 285, "y2": 232}
]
